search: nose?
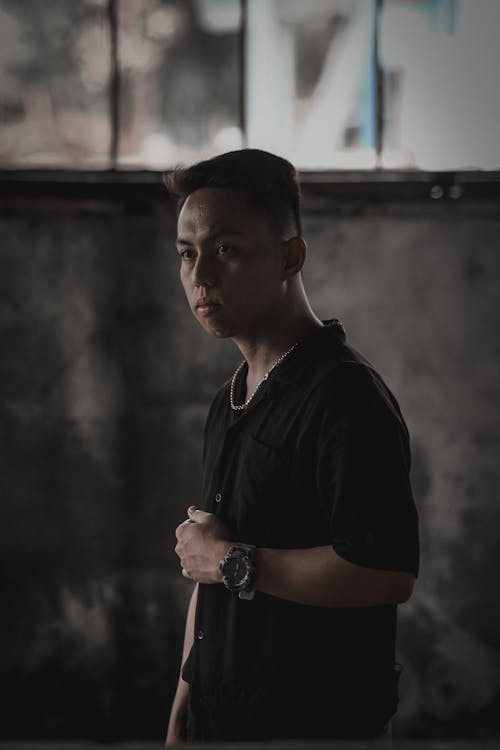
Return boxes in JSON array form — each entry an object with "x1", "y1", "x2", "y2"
[{"x1": 193, "y1": 253, "x2": 216, "y2": 288}]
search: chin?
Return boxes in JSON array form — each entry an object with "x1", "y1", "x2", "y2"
[
  {"x1": 198, "y1": 318, "x2": 234, "y2": 339},
  {"x1": 194, "y1": 309, "x2": 246, "y2": 339},
  {"x1": 206, "y1": 324, "x2": 234, "y2": 339}
]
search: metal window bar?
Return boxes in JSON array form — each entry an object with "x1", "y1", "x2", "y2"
[
  {"x1": 240, "y1": 0, "x2": 248, "y2": 149},
  {"x1": 374, "y1": 0, "x2": 384, "y2": 167},
  {"x1": 108, "y1": 0, "x2": 119, "y2": 169}
]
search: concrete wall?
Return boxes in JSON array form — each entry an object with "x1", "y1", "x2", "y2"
[{"x1": 1, "y1": 180, "x2": 499, "y2": 740}]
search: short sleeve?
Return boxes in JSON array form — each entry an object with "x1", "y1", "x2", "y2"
[{"x1": 314, "y1": 365, "x2": 420, "y2": 577}]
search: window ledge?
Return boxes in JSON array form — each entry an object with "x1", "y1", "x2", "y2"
[{"x1": 0, "y1": 168, "x2": 499, "y2": 202}]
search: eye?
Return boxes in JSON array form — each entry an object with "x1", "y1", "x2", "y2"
[
  {"x1": 179, "y1": 248, "x2": 195, "y2": 261},
  {"x1": 216, "y1": 244, "x2": 234, "y2": 256}
]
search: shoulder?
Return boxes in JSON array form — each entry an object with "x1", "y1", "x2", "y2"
[
  {"x1": 297, "y1": 359, "x2": 412, "y2": 473},
  {"x1": 304, "y1": 355, "x2": 409, "y2": 436}
]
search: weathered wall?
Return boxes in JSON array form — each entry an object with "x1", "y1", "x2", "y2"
[{"x1": 0, "y1": 182, "x2": 499, "y2": 740}]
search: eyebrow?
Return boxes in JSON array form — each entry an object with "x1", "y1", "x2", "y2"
[{"x1": 176, "y1": 230, "x2": 246, "y2": 247}]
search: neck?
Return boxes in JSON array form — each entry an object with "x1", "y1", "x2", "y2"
[{"x1": 232, "y1": 302, "x2": 323, "y2": 382}]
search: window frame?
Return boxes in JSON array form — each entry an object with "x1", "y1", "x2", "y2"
[{"x1": 1, "y1": 168, "x2": 499, "y2": 202}]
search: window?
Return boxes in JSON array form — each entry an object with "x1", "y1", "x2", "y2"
[
  {"x1": 0, "y1": 0, "x2": 112, "y2": 167},
  {"x1": 0, "y1": 0, "x2": 498, "y2": 170},
  {"x1": 380, "y1": 0, "x2": 500, "y2": 170},
  {"x1": 246, "y1": 0, "x2": 377, "y2": 168},
  {"x1": 117, "y1": 0, "x2": 242, "y2": 167}
]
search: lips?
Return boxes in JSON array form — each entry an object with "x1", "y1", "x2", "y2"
[{"x1": 195, "y1": 299, "x2": 222, "y2": 314}]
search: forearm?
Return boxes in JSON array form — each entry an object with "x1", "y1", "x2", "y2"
[
  {"x1": 165, "y1": 583, "x2": 198, "y2": 744},
  {"x1": 175, "y1": 508, "x2": 415, "y2": 608},
  {"x1": 166, "y1": 678, "x2": 189, "y2": 743},
  {"x1": 253, "y1": 545, "x2": 415, "y2": 607},
  {"x1": 180, "y1": 582, "x2": 198, "y2": 673}
]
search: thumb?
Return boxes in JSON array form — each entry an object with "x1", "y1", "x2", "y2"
[{"x1": 187, "y1": 505, "x2": 210, "y2": 522}]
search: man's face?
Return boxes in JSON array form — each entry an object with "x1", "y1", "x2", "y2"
[{"x1": 176, "y1": 187, "x2": 286, "y2": 339}]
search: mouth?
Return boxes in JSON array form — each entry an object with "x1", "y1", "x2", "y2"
[{"x1": 195, "y1": 300, "x2": 222, "y2": 316}]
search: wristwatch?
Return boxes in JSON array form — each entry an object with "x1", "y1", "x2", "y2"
[{"x1": 219, "y1": 543, "x2": 256, "y2": 600}]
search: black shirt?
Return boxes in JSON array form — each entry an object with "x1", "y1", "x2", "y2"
[{"x1": 183, "y1": 319, "x2": 420, "y2": 742}]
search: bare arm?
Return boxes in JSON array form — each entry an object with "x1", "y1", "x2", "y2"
[
  {"x1": 165, "y1": 582, "x2": 198, "y2": 746},
  {"x1": 253, "y1": 545, "x2": 415, "y2": 607},
  {"x1": 176, "y1": 508, "x2": 416, "y2": 608}
]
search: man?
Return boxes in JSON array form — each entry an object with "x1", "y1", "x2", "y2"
[{"x1": 164, "y1": 149, "x2": 419, "y2": 743}]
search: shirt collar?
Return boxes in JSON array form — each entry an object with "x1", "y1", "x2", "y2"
[
  {"x1": 228, "y1": 318, "x2": 347, "y2": 416},
  {"x1": 271, "y1": 318, "x2": 347, "y2": 387}
]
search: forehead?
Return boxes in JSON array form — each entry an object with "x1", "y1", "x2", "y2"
[{"x1": 177, "y1": 187, "x2": 267, "y2": 237}]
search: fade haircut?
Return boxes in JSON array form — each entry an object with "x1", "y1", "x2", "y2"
[{"x1": 163, "y1": 148, "x2": 302, "y2": 238}]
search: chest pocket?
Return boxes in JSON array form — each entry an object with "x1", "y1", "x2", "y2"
[{"x1": 230, "y1": 433, "x2": 293, "y2": 547}]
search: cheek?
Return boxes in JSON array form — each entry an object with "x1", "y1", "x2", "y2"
[
  {"x1": 179, "y1": 267, "x2": 192, "y2": 294},
  {"x1": 236, "y1": 264, "x2": 281, "y2": 300}
]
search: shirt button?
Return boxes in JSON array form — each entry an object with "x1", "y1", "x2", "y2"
[
  {"x1": 197, "y1": 629, "x2": 204, "y2": 640},
  {"x1": 215, "y1": 492, "x2": 222, "y2": 503}
]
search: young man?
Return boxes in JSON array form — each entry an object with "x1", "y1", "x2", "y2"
[{"x1": 164, "y1": 149, "x2": 419, "y2": 743}]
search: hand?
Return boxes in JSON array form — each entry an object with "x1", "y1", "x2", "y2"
[{"x1": 175, "y1": 506, "x2": 232, "y2": 584}]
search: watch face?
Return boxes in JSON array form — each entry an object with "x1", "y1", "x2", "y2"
[
  {"x1": 222, "y1": 546, "x2": 255, "y2": 592},
  {"x1": 225, "y1": 555, "x2": 247, "y2": 584}
]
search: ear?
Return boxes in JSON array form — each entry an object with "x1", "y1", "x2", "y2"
[{"x1": 281, "y1": 236, "x2": 307, "y2": 278}]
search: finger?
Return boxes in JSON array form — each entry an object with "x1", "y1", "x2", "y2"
[
  {"x1": 187, "y1": 506, "x2": 211, "y2": 522},
  {"x1": 175, "y1": 520, "x2": 190, "y2": 538},
  {"x1": 176, "y1": 519, "x2": 193, "y2": 540}
]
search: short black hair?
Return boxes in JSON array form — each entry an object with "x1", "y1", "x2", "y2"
[{"x1": 163, "y1": 148, "x2": 302, "y2": 237}]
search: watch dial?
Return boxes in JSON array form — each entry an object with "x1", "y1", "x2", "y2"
[{"x1": 226, "y1": 557, "x2": 244, "y2": 581}]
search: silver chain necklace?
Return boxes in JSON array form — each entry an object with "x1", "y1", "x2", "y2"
[{"x1": 229, "y1": 341, "x2": 300, "y2": 411}]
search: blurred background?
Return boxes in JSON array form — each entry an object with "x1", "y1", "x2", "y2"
[{"x1": 0, "y1": 0, "x2": 499, "y2": 743}]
